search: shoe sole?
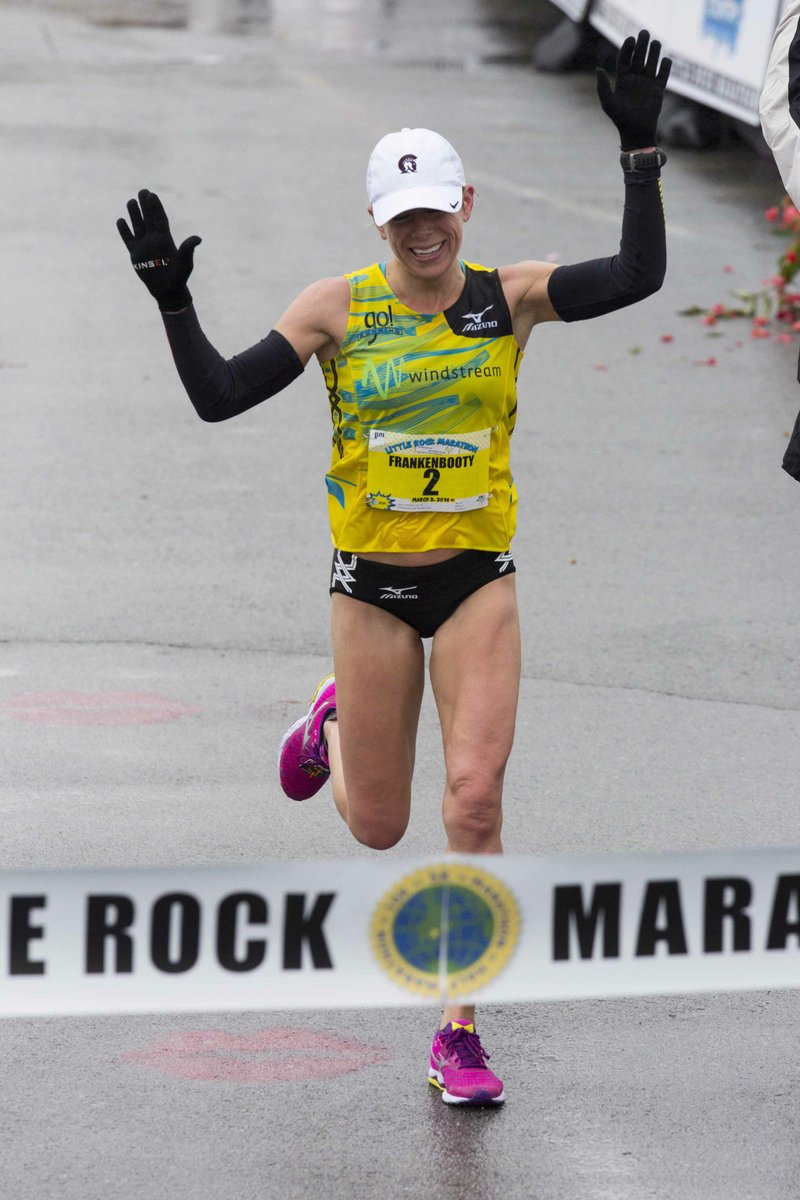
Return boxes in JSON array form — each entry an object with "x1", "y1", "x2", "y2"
[
  {"x1": 427, "y1": 1069, "x2": 504, "y2": 1105},
  {"x1": 276, "y1": 675, "x2": 335, "y2": 800},
  {"x1": 276, "y1": 711, "x2": 309, "y2": 765}
]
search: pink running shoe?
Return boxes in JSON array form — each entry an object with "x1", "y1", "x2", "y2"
[
  {"x1": 428, "y1": 1021, "x2": 505, "y2": 1106},
  {"x1": 277, "y1": 674, "x2": 336, "y2": 801}
]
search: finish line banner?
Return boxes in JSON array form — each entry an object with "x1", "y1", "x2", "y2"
[
  {"x1": 588, "y1": 0, "x2": 783, "y2": 125},
  {"x1": 2, "y1": 848, "x2": 800, "y2": 1017}
]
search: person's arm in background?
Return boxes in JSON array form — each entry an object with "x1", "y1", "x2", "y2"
[
  {"x1": 760, "y1": 1, "x2": 800, "y2": 481},
  {"x1": 760, "y1": 0, "x2": 800, "y2": 206}
]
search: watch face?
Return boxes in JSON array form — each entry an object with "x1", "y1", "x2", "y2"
[{"x1": 621, "y1": 149, "x2": 666, "y2": 170}]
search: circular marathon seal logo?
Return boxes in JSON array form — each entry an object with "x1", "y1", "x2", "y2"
[{"x1": 370, "y1": 862, "x2": 520, "y2": 999}]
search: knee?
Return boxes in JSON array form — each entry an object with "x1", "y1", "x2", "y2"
[
  {"x1": 349, "y1": 818, "x2": 407, "y2": 851},
  {"x1": 443, "y1": 771, "x2": 504, "y2": 851},
  {"x1": 345, "y1": 784, "x2": 410, "y2": 851}
]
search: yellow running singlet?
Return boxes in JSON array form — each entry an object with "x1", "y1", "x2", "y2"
[{"x1": 321, "y1": 261, "x2": 522, "y2": 553}]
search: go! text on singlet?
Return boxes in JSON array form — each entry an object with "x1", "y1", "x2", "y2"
[{"x1": 321, "y1": 261, "x2": 523, "y2": 553}]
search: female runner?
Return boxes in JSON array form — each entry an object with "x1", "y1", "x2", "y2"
[{"x1": 118, "y1": 29, "x2": 670, "y2": 1105}]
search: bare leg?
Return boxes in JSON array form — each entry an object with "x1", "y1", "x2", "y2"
[
  {"x1": 328, "y1": 593, "x2": 425, "y2": 849},
  {"x1": 428, "y1": 574, "x2": 521, "y2": 1027}
]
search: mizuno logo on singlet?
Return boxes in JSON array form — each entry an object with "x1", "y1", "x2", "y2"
[{"x1": 462, "y1": 305, "x2": 498, "y2": 332}]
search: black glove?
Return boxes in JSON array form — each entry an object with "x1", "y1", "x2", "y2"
[
  {"x1": 117, "y1": 189, "x2": 201, "y2": 312},
  {"x1": 596, "y1": 29, "x2": 672, "y2": 151}
]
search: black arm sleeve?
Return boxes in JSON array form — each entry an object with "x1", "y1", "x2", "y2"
[
  {"x1": 546, "y1": 171, "x2": 666, "y2": 322},
  {"x1": 161, "y1": 305, "x2": 304, "y2": 422}
]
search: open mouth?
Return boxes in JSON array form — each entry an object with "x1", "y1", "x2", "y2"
[{"x1": 411, "y1": 241, "x2": 444, "y2": 259}]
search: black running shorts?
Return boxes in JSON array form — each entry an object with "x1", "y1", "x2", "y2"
[{"x1": 329, "y1": 548, "x2": 515, "y2": 638}]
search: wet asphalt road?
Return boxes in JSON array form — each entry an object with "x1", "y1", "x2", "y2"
[{"x1": 1, "y1": 1, "x2": 800, "y2": 1197}]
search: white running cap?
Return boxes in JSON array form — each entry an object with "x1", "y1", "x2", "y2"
[{"x1": 366, "y1": 128, "x2": 466, "y2": 226}]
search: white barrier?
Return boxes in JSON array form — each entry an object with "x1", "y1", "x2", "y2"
[
  {"x1": 548, "y1": 0, "x2": 592, "y2": 20},
  {"x1": 550, "y1": 0, "x2": 783, "y2": 125},
  {"x1": 2, "y1": 848, "x2": 800, "y2": 1016},
  {"x1": 190, "y1": 0, "x2": 238, "y2": 33}
]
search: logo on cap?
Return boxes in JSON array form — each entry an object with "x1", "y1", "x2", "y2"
[{"x1": 398, "y1": 154, "x2": 417, "y2": 174}]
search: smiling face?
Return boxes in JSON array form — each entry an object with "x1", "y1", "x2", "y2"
[{"x1": 370, "y1": 187, "x2": 475, "y2": 283}]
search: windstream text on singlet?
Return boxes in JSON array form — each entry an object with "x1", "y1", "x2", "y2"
[
  {"x1": 363, "y1": 359, "x2": 503, "y2": 389},
  {"x1": 404, "y1": 363, "x2": 502, "y2": 383}
]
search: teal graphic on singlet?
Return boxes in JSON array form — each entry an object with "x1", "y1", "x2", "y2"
[{"x1": 392, "y1": 886, "x2": 494, "y2": 974}]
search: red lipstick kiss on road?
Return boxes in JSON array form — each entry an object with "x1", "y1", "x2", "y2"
[
  {"x1": 0, "y1": 691, "x2": 203, "y2": 726},
  {"x1": 121, "y1": 1028, "x2": 392, "y2": 1082}
]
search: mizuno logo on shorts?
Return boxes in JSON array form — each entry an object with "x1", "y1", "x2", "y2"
[{"x1": 380, "y1": 586, "x2": 418, "y2": 600}]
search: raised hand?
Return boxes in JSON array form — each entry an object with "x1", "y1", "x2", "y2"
[
  {"x1": 596, "y1": 29, "x2": 672, "y2": 151},
  {"x1": 117, "y1": 189, "x2": 201, "y2": 312}
]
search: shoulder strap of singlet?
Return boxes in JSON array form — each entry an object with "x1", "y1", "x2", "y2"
[
  {"x1": 345, "y1": 262, "x2": 390, "y2": 305},
  {"x1": 444, "y1": 262, "x2": 513, "y2": 338}
]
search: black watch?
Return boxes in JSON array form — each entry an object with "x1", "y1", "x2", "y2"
[{"x1": 620, "y1": 147, "x2": 668, "y2": 172}]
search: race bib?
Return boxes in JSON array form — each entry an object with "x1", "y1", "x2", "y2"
[{"x1": 366, "y1": 428, "x2": 492, "y2": 512}]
